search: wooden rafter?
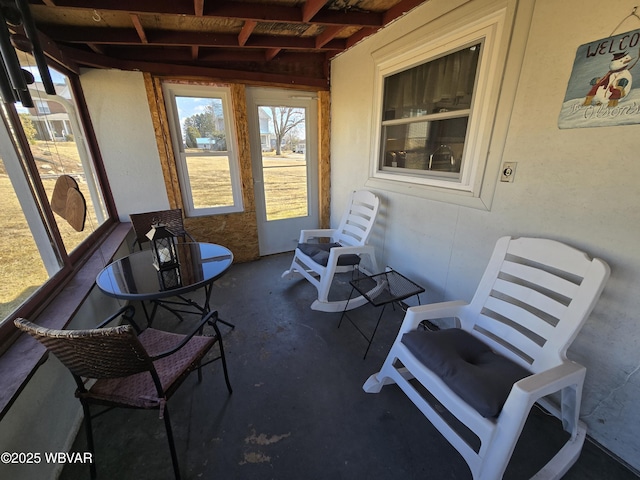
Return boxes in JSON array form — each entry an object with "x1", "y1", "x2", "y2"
[
  {"x1": 27, "y1": 0, "x2": 430, "y2": 87},
  {"x1": 193, "y1": 0, "x2": 204, "y2": 16},
  {"x1": 129, "y1": 14, "x2": 148, "y2": 44},
  {"x1": 107, "y1": 46, "x2": 323, "y2": 62},
  {"x1": 302, "y1": 0, "x2": 329, "y2": 23},
  {"x1": 33, "y1": 0, "x2": 384, "y2": 28},
  {"x1": 238, "y1": 20, "x2": 257, "y2": 47},
  {"x1": 265, "y1": 48, "x2": 281, "y2": 61},
  {"x1": 39, "y1": 26, "x2": 347, "y2": 51},
  {"x1": 315, "y1": 25, "x2": 345, "y2": 49},
  {"x1": 57, "y1": 43, "x2": 330, "y2": 87},
  {"x1": 87, "y1": 43, "x2": 104, "y2": 55}
]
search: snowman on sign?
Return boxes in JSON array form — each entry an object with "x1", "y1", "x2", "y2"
[{"x1": 583, "y1": 50, "x2": 639, "y2": 107}]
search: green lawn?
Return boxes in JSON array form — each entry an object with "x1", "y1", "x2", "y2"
[{"x1": 1, "y1": 145, "x2": 308, "y2": 321}]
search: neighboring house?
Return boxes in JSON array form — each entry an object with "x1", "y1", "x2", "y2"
[
  {"x1": 25, "y1": 82, "x2": 73, "y2": 141},
  {"x1": 27, "y1": 101, "x2": 72, "y2": 141},
  {"x1": 195, "y1": 137, "x2": 215, "y2": 150},
  {"x1": 258, "y1": 107, "x2": 274, "y2": 151}
]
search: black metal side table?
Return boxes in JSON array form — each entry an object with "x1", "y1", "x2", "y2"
[{"x1": 339, "y1": 269, "x2": 425, "y2": 358}]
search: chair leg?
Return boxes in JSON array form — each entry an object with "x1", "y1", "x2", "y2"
[
  {"x1": 281, "y1": 253, "x2": 301, "y2": 279},
  {"x1": 81, "y1": 401, "x2": 97, "y2": 480},
  {"x1": 163, "y1": 406, "x2": 181, "y2": 480},
  {"x1": 212, "y1": 321, "x2": 233, "y2": 394}
]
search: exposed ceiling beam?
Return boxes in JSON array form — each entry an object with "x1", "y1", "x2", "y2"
[
  {"x1": 57, "y1": 43, "x2": 330, "y2": 88},
  {"x1": 129, "y1": 14, "x2": 148, "y2": 44},
  {"x1": 193, "y1": 0, "x2": 204, "y2": 16},
  {"x1": 29, "y1": 0, "x2": 384, "y2": 28},
  {"x1": 37, "y1": 28, "x2": 80, "y2": 74},
  {"x1": 28, "y1": 0, "x2": 431, "y2": 86},
  {"x1": 32, "y1": 0, "x2": 194, "y2": 15},
  {"x1": 302, "y1": 0, "x2": 329, "y2": 23},
  {"x1": 39, "y1": 26, "x2": 347, "y2": 51},
  {"x1": 103, "y1": 46, "x2": 328, "y2": 65},
  {"x1": 238, "y1": 20, "x2": 257, "y2": 47},
  {"x1": 265, "y1": 48, "x2": 281, "y2": 61},
  {"x1": 87, "y1": 43, "x2": 104, "y2": 55},
  {"x1": 315, "y1": 25, "x2": 345, "y2": 49}
]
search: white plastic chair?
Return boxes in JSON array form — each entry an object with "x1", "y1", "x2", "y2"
[
  {"x1": 282, "y1": 190, "x2": 380, "y2": 312},
  {"x1": 363, "y1": 236, "x2": 610, "y2": 479}
]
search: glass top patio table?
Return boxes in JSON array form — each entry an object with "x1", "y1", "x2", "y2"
[
  {"x1": 340, "y1": 269, "x2": 425, "y2": 359},
  {"x1": 96, "y1": 242, "x2": 233, "y2": 302}
]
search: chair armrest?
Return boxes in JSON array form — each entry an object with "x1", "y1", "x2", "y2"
[
  {"x1": 95, "y1": 305, "x2": 139, "y2": 331},
  {"x1": 512, "y1": 361, "x2": 586, "y2": 399},
  {"x1": 399, "y1": 300, "x2": 469, "y2": 334},
  {"x1": 498, "y1": 361, "x2": 586, "y2": 428},
  {"x1": 148, "y1": 310, "x2": 218, "y2": 361},
  {"x1": 299, "y1": 228, "x2": 337, "y2": 243},
  {"x1": 326, "y1": 244, "x2": 373, "y2": 257}
]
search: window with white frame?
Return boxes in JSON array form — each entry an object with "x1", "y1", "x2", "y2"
[
  {"x1": 380, "y1": 43, "x2": 480, "y2": 181},
  {"x1": 162, "y1": 84, "x2": 243, "y2": 216},
  {"x1": 35, "y1": 99, "x2": 50, "y2": 114},
  {"x1": 370, "y1": 10, "x2": 506, "y2": 200}
]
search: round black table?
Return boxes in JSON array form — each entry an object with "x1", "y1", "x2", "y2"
[{"x1": 96, "y1": 242, "x2": 233, "y2": 323}]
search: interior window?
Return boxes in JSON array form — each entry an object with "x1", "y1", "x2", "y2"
[
  {"x1": 379, "y1": 43, "x2": 481, "y2": 182},
  {"x1": 368, "y1": 9, "x2": 510, "y2": 205}
]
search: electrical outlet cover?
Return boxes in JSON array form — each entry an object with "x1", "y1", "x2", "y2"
[{"x1": 500, "y1": 162, "x2": 516, "y2": 182}]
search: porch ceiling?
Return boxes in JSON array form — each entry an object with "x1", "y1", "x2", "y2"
[{"x1": 22, "y1": 0, "x2": 429, "y2": 88}]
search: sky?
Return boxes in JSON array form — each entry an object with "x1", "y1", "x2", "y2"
[
  {"x1": 14, "y1": 64, "x2": 67, "y2": 113},
  {"x1": 175, "y1": 96, "x2": 223, "y2": 129}
]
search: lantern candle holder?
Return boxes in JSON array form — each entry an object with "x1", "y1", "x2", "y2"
[
  {"x1": 157, "y1": 266, "x2": 182, "y2": 291},
  {"x1": 146, "y1": 223, "x2": 179, "y2": 272}
]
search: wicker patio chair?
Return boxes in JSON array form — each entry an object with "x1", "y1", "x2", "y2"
[
  {"x1": 14, "y1": 306, "x2": 231, "y2": 480},
  {"x1": 130, "y1": 208, "x2": 195, "y2": 250}
]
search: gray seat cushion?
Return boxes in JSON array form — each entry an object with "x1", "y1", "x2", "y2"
[
  {"x1": 297, "y1": 242, "x2": 361, "y2": 267},
  {"x1": 401, "y1": 328, "x2": 531, "y2": 418}
]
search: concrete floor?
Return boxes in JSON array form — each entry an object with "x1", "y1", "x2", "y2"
[{"x1": 61, "y1": 253, "x2": 638, "y2": 480}]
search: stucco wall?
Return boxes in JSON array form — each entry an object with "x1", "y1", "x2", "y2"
[
  {"x1": 330, "y1": 0, "x2": 640, "y2": 470},
  {"x1": 80, "y1": 69, "x2": 170, "y2": 221}
]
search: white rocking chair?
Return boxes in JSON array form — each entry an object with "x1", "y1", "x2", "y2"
[
  {"x1": 363, "y1": 236, "x2": 610, "y2": 479},
  {"x1": 282, "y1": 190, "x2": 380, "y2": 312}
]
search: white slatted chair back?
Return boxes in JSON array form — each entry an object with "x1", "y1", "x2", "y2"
[
  {"x1": 464, "y1": 236, "x2": 610, "y2": 373},
  {"x1": 333, "y1": 190, "x2": 380, "y2": 248},
  {"x1": 363, "y1": 236, "x2": 610, "y2": 479},
  {"x1": 282, "y1": 189, "x2": 381, "y2": 312}
]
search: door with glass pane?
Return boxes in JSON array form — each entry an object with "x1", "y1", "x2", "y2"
[{"x1": 246, "y1": 88, "x2": 319, "y2": 256}]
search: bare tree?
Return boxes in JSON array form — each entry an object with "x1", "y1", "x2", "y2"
[{"x1": 269, "y1": 107, "x2": 305, "y2": 155}]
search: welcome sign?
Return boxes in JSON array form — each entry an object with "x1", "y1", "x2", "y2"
[{"x1": 559, "y1": 28, "x2": 640, "y2": 128}]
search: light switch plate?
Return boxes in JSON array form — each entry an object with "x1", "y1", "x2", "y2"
[{"x1": 500, "y1": 162, "x2": 517, "y2": 182}]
